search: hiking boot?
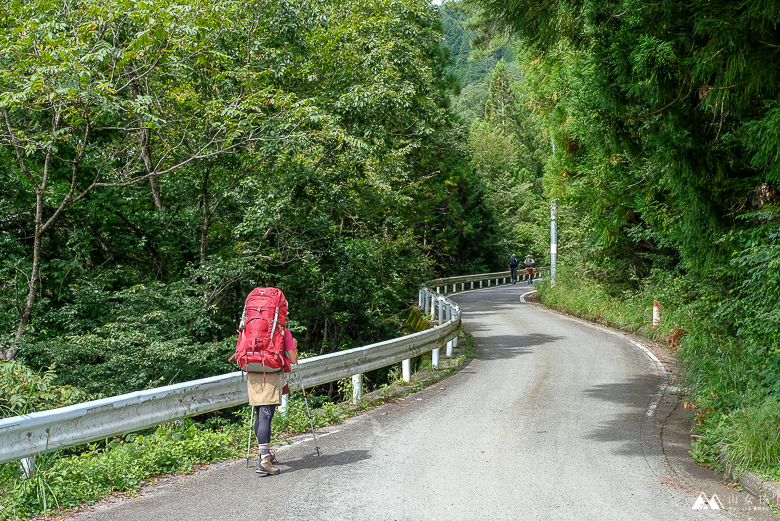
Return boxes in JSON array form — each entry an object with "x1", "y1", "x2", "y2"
[{"x1": 256, "y1": 454, "x2": 280, "y2": 476}]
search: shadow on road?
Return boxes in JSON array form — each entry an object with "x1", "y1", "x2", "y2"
[
  {"x1": 581, "y1": 374, "x2": 662, "y2": 456},
  {"x1": 472, "y1": 333, "x2": 565, "y2": 360},
  {"x1": 277, "y1": 449, "x2": 371, "y2": 475}
]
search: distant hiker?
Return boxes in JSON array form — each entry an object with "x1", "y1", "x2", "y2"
[
  {"x1": 248, "y1": 327, "x2": 298, "y2": 476},
  {"x1": 524, "y1": 254, "x2": 536, "y2": 284},
  {"x1": 229, "y1": 287, "x2": 298, "y2": 476},
  {"x1": 508, "y1": 253, "x2": 520, "y2": 284}
]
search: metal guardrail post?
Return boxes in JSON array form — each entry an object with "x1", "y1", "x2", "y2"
[
  {"x1": 402, "y1": 359, "x2": 411, "y2": 382},
  {"x1": 453, "y1": 323, "x2": 458, "y2": 348},
  {"x1": 446, "y1": 304, "x2": 453, "y2": 357},
  {"x1": 352, "y1": 374, "x2": 362, "y2": 404},
  {"x1": 20, "y1": 457, "x2": 35, "y2": 478},
  {"x1": 433, "y1": 297, "x2": 445, "y2": 368},
  {"x1": 424, "y1": 289, "x2": 430, "y2": 315},
  {"x1": 429, "y1": 292, "x2": 436, "y2": 319}
]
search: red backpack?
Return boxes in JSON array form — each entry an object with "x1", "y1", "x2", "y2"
[{"x1": 229, "y1": 287, "x2": 291, "y2": 373}]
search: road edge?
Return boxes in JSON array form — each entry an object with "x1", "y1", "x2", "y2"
[{"x1": 521, "y1": 286, "x2": 780, "y2": 515}]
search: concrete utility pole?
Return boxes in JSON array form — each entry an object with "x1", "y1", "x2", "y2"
[{"x1": 551, "y1": 199, "x2": 557, "y2": 287}]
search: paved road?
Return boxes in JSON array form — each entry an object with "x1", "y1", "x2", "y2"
[{"x1": 74, "y1": 284, "x2": 774, "y2": 520}]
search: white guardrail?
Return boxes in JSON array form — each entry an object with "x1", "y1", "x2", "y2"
[{"x1": 0, "y1": 268, "x2": 548, "y2": 466}]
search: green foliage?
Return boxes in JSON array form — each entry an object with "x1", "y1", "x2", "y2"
[
  {"x1": 439, "y1": 2, "x2": 515, "y2": 89},
  {"x1": 439, "y1": 2, "x2": 520, "y2": 127},
  {"x1": 721, "y1": 207, "x2": 780, "y2": 347},
  {"x1": 0, "y1": 1, "x2": 495, "y2": 516},
  {"x1": 0, "y1": 419, "x2": 244, "y2": 518},
  {"x1": 0, "y1": 360, "x2": 87, "y2": 418},
  {"x1": 721, "y1": 398, "x2": 780, "y2": 482},
  {"x1": 450, "y1": 80, "x2": 490, "y2": 127},
  {"x1": 683, "y1": 337, "x2": 780, "y2": 481},
  {"x1": 1, "y1": 0, "x2": 497, "y2": 393},
  {"x1": 484, "y1": 60, "x2": 517, "y2": 129},
  {"x1": 469, "y1": 0, "x2": 780, "y2": 281},
  {"x1": 461, "y1": 57, "x2": 550, "y2": 264},
  {"x1": 438, "y1": 6, "x2": 554, "y2": 267},
  {"x1": 17, "y1": 278, "x2": 237, "y2": 396},
  {"x1": 271, "y1": 393, "x2": 341, "y2": 435}
]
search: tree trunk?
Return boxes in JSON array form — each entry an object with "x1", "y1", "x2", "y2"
[
  {"x1": 150, "y1": 176, "x2": 163, "y2": 211},
  {"x1": 141, "y1": 134, "x2": 162, "y2": 210},
  {"x1": 200, "y1": 166, "x2": 211, "y2": 265},
  {"x1": 132, "y1": 83, "x2": 162, "y2": 210},
  {"x1": 16, "y1": 230, "x2": 42, "y2": 341},
  {"x1": 12, "y1": 188, "x2": 45, "y2": 355}
]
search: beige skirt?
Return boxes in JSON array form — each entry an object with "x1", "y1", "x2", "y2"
[{"x1": 247, "y1": 371, "x2": 287, "y2": 406}]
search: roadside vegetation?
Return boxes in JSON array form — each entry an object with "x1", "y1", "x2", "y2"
[{"x1": 0, "y1": 0, "x2": 498, "y2": 377}]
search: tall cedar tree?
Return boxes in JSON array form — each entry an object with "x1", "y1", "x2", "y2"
[{"x1": 484, "y1": 60, "x2": 516, "y2": 130}]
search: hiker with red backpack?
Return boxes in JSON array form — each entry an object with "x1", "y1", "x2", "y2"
[{"x1": 230, "y1": 288, "x2": 298, "y2": 476}]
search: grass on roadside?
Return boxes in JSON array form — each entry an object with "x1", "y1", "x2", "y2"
[
  {"x1": 535, "y1": 265, "x2": 780, "y2": 484},
  {"x1": 0, "y1": 418, "x2": 244, "y2": 520}
]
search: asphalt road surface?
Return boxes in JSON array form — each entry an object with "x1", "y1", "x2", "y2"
[{"x1": 73, "y1": 284, "x2": 776, "y2": 521}]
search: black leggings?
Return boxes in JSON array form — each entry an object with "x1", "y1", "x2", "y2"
[{"x1": 254, "y1": 405, "x2": 277, "y2": 453}]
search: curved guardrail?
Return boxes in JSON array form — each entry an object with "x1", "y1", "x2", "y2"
[
  {"x1": 427, "y1": 267, "x2": 548, "y2": 290},
  {"x1": 0, "y1": 268, "x2": 547, "y2": 465}
]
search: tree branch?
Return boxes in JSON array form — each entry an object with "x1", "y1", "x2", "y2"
[
  {"x1": 1, "y1": 106, "x2": 39, "y2": 191},
  {"x1": 41, "y1": 118, "x2": 91, "y2": 234}
]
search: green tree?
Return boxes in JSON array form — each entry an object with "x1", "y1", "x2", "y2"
[
  {"x1": 1, "y1": 0, "x2": 497, "y2": 396},
  {"x1": 0, "y1": 0, "x2": 322, "y2": 356},
  {"x1": 484, "y1": 60, "x2": 516, "y2": 129},
  {"x1": 469, "y1": 0, "x2": 780, "y2": 282}
]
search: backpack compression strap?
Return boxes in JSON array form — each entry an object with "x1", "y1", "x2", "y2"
[{"x1": 269, "y1": 306, "x2": 280, "y2": 339}]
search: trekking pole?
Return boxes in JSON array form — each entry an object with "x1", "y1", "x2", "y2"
[
  {"x1": 246, "y1": 405, "x2": 255, "y2": 467},
  {"x1": 293, "y1": 365, "x2": 320, "y2": 456}
]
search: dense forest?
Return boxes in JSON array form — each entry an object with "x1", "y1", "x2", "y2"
[
  {"x1": 0, "y1": 0, "x2": 503, "y2": 400},
  {"x1": 441, "y1": 3, "x2": 551, "y2": 264}
]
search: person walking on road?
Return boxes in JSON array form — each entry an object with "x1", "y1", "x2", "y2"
[
  {"x1": 508, "y1": 253, "x2": 520, "y2": 284},
  {"x1": 248, "y1": 328, "x2": 298, "y2": 476},
  {"x1": 524, "y1": 254, "x2": 536, "y2": 284}
]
